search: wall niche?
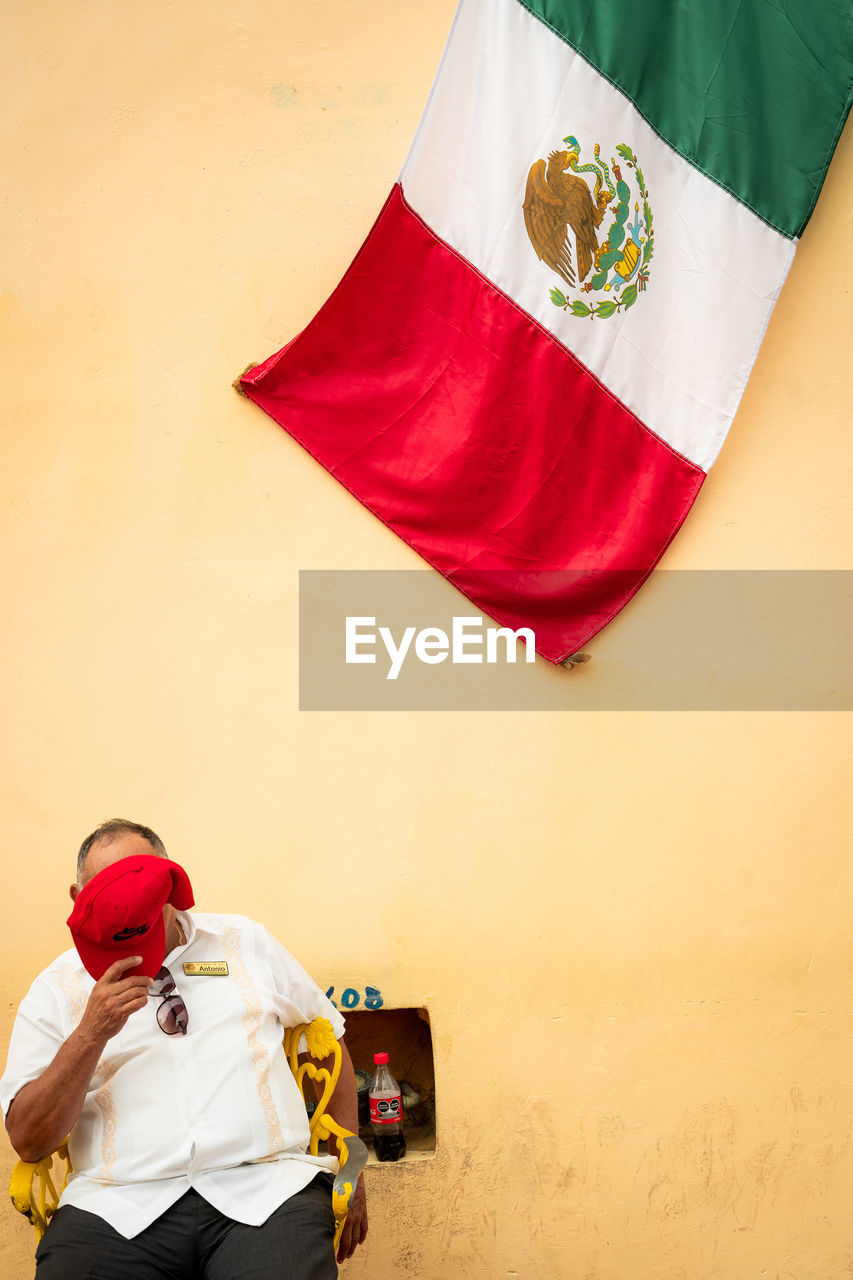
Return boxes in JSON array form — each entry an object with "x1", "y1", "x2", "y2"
[{"x1": 344, "y1": 1006, "x2": 436, "y2": 1161}]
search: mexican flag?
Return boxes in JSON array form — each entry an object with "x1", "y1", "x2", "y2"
[{"x1": 240, "y1": 0, "x2": 853, "y2": 664}]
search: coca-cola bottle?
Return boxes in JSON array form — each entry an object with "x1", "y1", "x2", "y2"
[{"x1": 368, "y1": 1051, "x2": 406, "y2": 1161}]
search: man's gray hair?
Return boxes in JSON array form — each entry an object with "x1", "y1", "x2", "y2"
[{"x1": 76, "y1": 819, "x2": 167, "y2": 885}]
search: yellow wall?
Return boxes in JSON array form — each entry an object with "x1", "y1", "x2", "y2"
[{"x1": 2, "y1": 2, "x2": 852, "y2": 1276}]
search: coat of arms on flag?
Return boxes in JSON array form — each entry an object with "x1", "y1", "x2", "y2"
[
  {"x1": 238, "y1": 0, "x2": 853, "y2": 665},
  {"x1": 524, "y1": 137, "x2": 653, "y2": 318}
]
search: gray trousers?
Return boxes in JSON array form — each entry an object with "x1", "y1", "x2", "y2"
[{"x1": 33, "y1": 1175, "x2": 336, "y2": 1280}]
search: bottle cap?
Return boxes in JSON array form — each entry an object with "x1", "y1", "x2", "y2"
[{"x1": 373, "y1": 1051, "x2": 389, "y2": 1064}]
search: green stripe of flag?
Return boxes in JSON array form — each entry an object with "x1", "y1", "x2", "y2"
[{"x1": 519, "y1": 0, "x2": 853, "y2": 239}]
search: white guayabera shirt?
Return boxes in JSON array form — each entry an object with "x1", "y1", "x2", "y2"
[{"x1": 0, "y1": 913, "x2": 344, "y2": 1238}]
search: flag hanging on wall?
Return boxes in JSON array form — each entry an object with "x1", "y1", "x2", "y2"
[{"x1": 240, "y1": 0, "x2": 853, "y2": 664}]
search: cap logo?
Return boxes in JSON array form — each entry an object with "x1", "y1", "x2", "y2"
[{"x1": 112, "y1": 924, "x2": 149, "y2": 942}]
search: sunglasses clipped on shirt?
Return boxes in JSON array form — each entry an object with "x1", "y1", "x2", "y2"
[{"x1": 148, "y1": 966, "x2": 189, "y2": 1036}]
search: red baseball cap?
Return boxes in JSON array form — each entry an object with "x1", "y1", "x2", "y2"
[{"x1": 67, "y1": 854, "x2": 195, "y2": 980}]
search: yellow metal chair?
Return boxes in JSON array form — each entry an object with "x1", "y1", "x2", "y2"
[
  {"x1": 284, "y1": 1017, "x2": 369, "y2": 1250},
  {"x1": 9, "y1": 1141, "x2": 70, "y2": 1242},
  {"x1": 10, "y1": 1017, "x2": 368, "y2": 1251}
]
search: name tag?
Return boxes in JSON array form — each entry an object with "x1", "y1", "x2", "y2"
[{"x1": 183, "y1": 962, "x2": 230, "y2": 976}]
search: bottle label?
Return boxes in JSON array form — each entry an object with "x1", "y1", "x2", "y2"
[{"x1": 370, "y1": 1095, "x2": 402, "y2": 1124}]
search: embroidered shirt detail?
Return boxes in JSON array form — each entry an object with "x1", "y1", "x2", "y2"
[{"x1": 222, "y1": 928, "x2": 285, "y2": 1156}]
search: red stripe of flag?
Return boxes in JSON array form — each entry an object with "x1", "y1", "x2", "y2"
[{"x1": 242, "y1": 185, "x2": 704, "y2": 663}]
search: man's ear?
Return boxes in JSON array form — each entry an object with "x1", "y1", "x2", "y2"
[{"x1": 69, "y1": 883, "x2": 79, "y2": 903}]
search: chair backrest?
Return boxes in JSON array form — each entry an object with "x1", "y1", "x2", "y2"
[{"x1": 283, "y1": 1016, "x2": 352, "y2": 1155}]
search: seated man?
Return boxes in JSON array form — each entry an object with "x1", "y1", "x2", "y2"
[{"x1": 1, "y1": 819, "x2": 367, "y2": 1278}]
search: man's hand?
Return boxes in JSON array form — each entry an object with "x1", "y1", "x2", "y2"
[
  {"x1": 337, "y1": 1174, "x2": 367, "y2": 1263},
  {"x1": 78, "y1": 956, "x2": 152, "y2": 1044}
]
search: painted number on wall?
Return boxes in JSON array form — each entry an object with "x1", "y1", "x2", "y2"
[{"x1": 325, "y1": 985, "x2": 384, "y2": 1010}]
